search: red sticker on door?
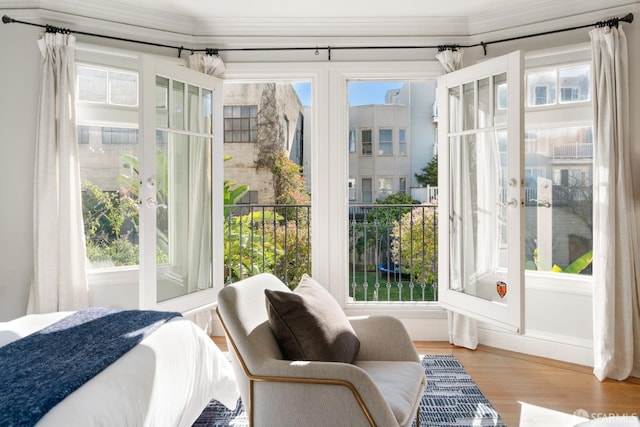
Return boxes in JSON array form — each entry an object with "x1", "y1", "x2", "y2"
[{"x1": 496, "y1": 281, "x2": 507, "y2": 298}]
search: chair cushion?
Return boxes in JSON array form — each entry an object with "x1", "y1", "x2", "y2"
[
  {"x1": 355, "y1": 360, "x2": 427, "y2": 426},
  {"x1": 265, "y1": 274, "x2": 360, "y2": 363}
]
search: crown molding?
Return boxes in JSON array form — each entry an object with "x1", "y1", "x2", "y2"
[
  {"x1": 2, "y1": 0, "x2": 637, "y2": 50},
  {"x1": 190, "y1": 16, "x2": 469, "y2": 38},
  {"x1": 467, "y1": 0, "x2": 638, "y2": 36}
]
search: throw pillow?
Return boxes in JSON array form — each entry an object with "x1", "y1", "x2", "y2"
[{"x1": 265, "y1": 274, "x2": 360, "y2": 363}]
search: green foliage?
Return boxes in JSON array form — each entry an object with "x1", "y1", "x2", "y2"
[
  {"x1": 223, "y1": 155, "x2": 249, "y2": 218},
  {"x1": 390, "y1": 207, "x2": 438, "y2": 285},
  {"x1": 352, "y1": 193, "x2": 418, "y2": 258},
  {"x1": 223, "y1": 210, "x2": 283, "y2": 282},
  {"x1": 552, "y1": 250, "x2": 593, "y2": 274},
  {"x1": 81, "y1": 180, "x2": 140, "y2": 267},
  {"x1": 271, "y1": 150, "x2": 310, "y2": 205},
  {"x1": 415, "y1": 155, "x2": 438, "y2": 187}
]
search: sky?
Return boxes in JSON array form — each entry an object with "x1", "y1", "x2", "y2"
[{"x1": 292, "y1": 81, "x2": 405, "y2": 107}]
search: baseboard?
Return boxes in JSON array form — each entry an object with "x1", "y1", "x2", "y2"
[{"x1": 478, "y1": 325, "x2": 594, "y2": 367}]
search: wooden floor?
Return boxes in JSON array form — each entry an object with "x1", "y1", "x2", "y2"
[{"x1": 213, "y1": 337, "x2": 640, "y2": 426}]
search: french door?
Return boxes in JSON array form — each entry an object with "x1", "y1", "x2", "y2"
[
  {"x1": 437, "y1": 51, "x2": 525, "y2": 333},
  {"x1": 139, "y1": 56, "x2": 223, "y2": 312}
]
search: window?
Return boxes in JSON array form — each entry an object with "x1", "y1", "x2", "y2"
[
  {"x1": 76, "y1": 63, "x2": 140, "y2": 270},
  {"x1": 348, "y1": 179, "x2": 356, "y2": 200},
  {"x1": 77, "y1": 66, "x2": 138, "y2": 106},
  {"x1": 527, "y1": 64, "x2": 590, "y2": 107},
  {"x1": 378, "y1": 129, "x2": 393, "y2": 155},
  {"x1": 378, "y1": 177, "x2": 393, "y2": 200},
  {"x1": 399, "y1": 176, "x2": 407, "y2": 194},
  {"x1": 527, "y1": 70, "x2": 556, "y2": 106},
  {"x1": 525, "y1": 62, "x2": 592, "y2": 276},
  {"x1": 348, "y1": 130, "x2": 356, "y2": 152},
  {"x1": 361, "y1": 129, "x2": 372, "y2": 155},
  {"x1": 399, "y1": 129, "x2": 407, "y2": 155},
  {"x1": 361, "y1": 178, "x2": 372, "y2": 203},
  {"x1": 223, "y1": 105, "x2": 257, "y2": 143}
]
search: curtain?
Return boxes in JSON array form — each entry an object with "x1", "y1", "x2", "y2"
[
  {"x1": 590, "y1": 25, "x2": 640, "y2": 381},
  {"x1": 188, "y1": 53, "x2": 226, "y2": 77},
  {"x1": 28, "y1": 32, "x2": 88, "y2": 313},
  {"x1": 437, "y1": 48, "x2": 478, "y2": 350}
]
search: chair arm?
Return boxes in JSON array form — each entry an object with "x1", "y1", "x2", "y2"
[
  {"x1": 253, "y1": 358, "x2": 399, "y2": 426},
  {"x1": 348, "y1": 315, "x2": 420, "y2": 361}
]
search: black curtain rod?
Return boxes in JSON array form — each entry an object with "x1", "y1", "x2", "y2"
[{"x1": 2, "y1": 12, "x2": 634, "y2": 59}]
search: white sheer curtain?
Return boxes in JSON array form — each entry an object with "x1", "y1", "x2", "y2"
[
  {"x1": 437, "y1": 48, "x2": 478, "y2": 350},
  {"x1": 186, "y1": 53, "x2": 223, "y2": 293},
  {"x1": 28, "y1": 32, "x2": 88, "y2": 313},
  {"x1": 590, "y1": 25, "x2": 640, "y2": 381}
]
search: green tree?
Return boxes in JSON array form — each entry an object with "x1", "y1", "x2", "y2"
[
  {"x1": 415, "y1": 155, "x2": 438, "y2": 187},
  {"x1": 390, "y1": 206, "x2": 438, "y2": 285}
]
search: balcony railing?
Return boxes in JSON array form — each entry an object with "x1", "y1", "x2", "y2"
[{"x1": 224, "y1": 203, "x2": 439, "y2": 303}]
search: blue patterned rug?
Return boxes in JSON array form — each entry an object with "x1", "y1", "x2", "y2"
[{"x1": 193, "y1": 354, "x2": 505, "y2": 427}]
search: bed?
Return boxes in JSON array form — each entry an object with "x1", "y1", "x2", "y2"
[{"x1": 0, "y1": 308, "x2": 239, "y2": 426}]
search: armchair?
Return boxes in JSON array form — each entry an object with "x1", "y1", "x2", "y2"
[{"x1": 217, "y1": 273, "x2": 426, "y2": 427}]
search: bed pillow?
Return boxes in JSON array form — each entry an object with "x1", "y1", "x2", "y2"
[{"x1": 265, "y1": 274, "x2": 360, "y2": 363}]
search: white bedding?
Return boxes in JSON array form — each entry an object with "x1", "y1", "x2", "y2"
[{"x1": 0, "y1": 311, "x2": 239, "y2": 427}]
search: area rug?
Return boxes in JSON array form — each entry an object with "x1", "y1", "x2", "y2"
[{"x1": 193, "y1": 354, "x2": 505, "y2": 427}]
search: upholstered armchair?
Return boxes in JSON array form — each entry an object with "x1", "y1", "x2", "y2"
[{"x1": 217, "y1": 273, "x2": 426, "y2": 427}]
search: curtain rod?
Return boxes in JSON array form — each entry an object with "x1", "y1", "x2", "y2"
[{"x1": 2, "y1": 12, "x2": 634, "y2": 59}]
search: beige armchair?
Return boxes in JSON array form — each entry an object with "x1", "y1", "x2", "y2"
[{"x1": 217, "y1": 273, "x2": 426, "y2": 427}]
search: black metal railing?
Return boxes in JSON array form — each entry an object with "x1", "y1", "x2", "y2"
[{"x1": 224, "y1": 203, "x2": 439, "y2": 302}]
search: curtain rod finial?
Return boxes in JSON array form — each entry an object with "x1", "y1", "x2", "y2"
[
  {"x1": 2, "y1": 15, "x2": 15, "y2": 24},
  {"x1": 621, "y1": 13, "x2": 634, "y2": 24}
]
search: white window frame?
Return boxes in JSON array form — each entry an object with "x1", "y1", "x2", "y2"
[
  {"x1": 523, "y1": 43, "x2": 594, "y2": 295},
  {"x1": 328, "y1": 61, "x2": 443, "y2": 315}
]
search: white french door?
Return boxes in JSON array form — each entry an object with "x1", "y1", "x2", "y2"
[
  {"x1": 138, "y1": 56, "x2": 223, "y2": 312},
  {"x1": 437, "y1": 51, "x2": 525, "y2": 333}
]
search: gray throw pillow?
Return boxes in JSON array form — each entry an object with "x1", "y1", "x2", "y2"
[{"x1": 265, "y1": 274, "x2": 360, "y2": 363}]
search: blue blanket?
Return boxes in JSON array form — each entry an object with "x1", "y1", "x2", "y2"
[{"x1": 0, "y1": 307, "x2": 181, "y2": 426}]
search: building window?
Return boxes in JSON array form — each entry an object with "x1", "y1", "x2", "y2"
[
  {"x1": 224, "y1": 105, "x2": 258, "y2": 143},
  {"x1": 102, "y1": 127, "x2": 139, "y2": 144},
  {"x1": 378, "y1": 129, "x2": 393, "y2": 155},
  {"x1": 362, "y1": 178, "x2": 372, "y2": 203},
  {"x1": 348, "y1": 179, "x2": 356, "y2": 200},
  {"x1": 399, "y1": 129, "x2": 407, "y2": 155},
  {"x1": 399, "y1": 176, "x2": 407, "y2": 194},
  {"x1": 378, "y1": 177, "x2": 393, "y2": 200},
  {"x1": 237, "y1": 190, "x2": 259, "y2": 205},
  {"x1": 361, "y1": 129, "x2": 372, "y2": 155},
  {"x1": 348, "y1": 130, "x2": 356, "y2": 152}
]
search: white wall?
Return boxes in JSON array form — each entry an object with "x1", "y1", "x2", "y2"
[
  {"x1": 0, "y1": 23, "x2": 41, "y2": 320},
  {"x1": 1, "y1": 5, "x2": 638, "y2": 368}
]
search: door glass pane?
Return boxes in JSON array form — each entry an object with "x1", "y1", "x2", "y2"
[
  {"x1": 157, "y1": 131, "x2": 213, "y2": 302},
  {"x1": 156, "y1": 76, "x2": 169, "y2": 128},
  {"x1": 449, "y1": 131, "x2": 507, "y2": 303},
  {"x1": 463, "y1": 81, "x2": 475, "y2": 131},
  {"x1": 494, "y1": 73, "x2": 508, "y2": 126},
  {"x1": 478, "y1": 77, "x2": 491, "y2": 128},
  {"x1": 172, "y1": 81, "x2": 185, "y2": 131},
  {"x1": 202, "y1": 89, "x2": 213, "y2": 134},
  {"x1": 188, "y1": 85, "x2": 199, "y2": 132},
  {"x1": 449, "y1": 86, "x2": 461, "y2": 133}
]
